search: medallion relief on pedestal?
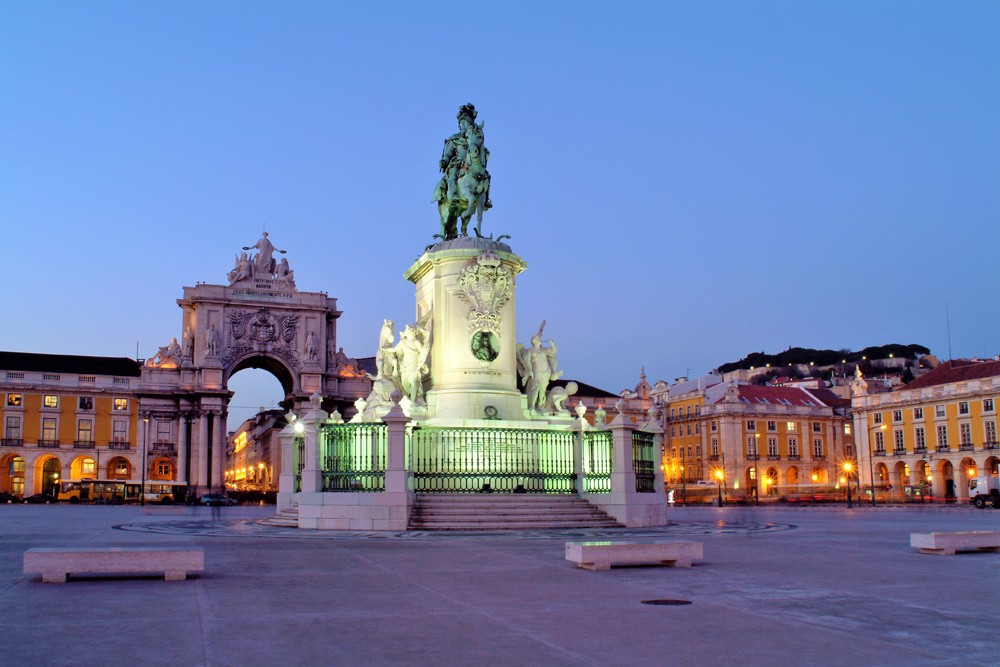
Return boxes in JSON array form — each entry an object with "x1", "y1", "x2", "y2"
[{"x1": 454, "y1": 252, "x2": 512, "y2": 365}]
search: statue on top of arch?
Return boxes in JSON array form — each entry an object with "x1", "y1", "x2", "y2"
[{"x1": 228, "y1": 232, "x2": 296, "y2": 289}]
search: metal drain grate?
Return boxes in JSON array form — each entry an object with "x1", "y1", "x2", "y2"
[{"x1": 641, "y1": 599, "x2": 692, "y2": 606}]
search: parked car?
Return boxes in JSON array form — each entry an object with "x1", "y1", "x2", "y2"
[
  {"x1": 199, "y1": 493, "x2": 237, "y2": 506},
  {"x1": 23, "y1": 493, "x2": 55, "y2": 504},
  {"x1": 0, "y1": 492, "x2": 19, "y2": 503}
]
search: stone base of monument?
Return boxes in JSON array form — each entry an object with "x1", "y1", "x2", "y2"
[{"x1": 296, "y1": 491, "x2": 412, "y2": 531}]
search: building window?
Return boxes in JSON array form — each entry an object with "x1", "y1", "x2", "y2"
[
  {"x1": 767, "y1": 438, "x2": 778, "y2": 457},
  {"x1": 936, "y1": 425, "x2": 948, "y2": 449},
  {"x1": 844, "y1": 423, "x2": 851, "y2": 435},
  {"x1": 157, "y1": 461, "x2": 172, "y2": 476},
  {"x1": 746, "y1": 420, "x2": 756, "y2": 431},
  {"x1": 686, "y1": 406, "x2": 692, "y2": 418},
  {"x1": 6, "y1": 393, "x2": 22, "y2": 407},
  {"x1": 788, "y1": 437, "x2": 798, "y2": 457},
  {"x1": 915, "y1": 427, "x2": 926, "y2": 450},
  {"x1": 695, "y1": 424, "x2": 700, "y2": 435},
  {"x1": 82, "y1": 458, "x2": 96, "y2": 475},
  {"x1": 959, "y1": 402, "x2": 969, "y2": 415},
  {"x1": 813, "y1": 422, "x2": 822, "y2": 433},
  {"x1": 786, "y1": 421, "x2": 796, "y2": 432},
  {"x1": 694, "y1": 406, "x2": 700, "y2": 416},
  {"x1": 874, "y1": 430, "x2": 885, "y2": 453},
  {"x1": 42, "y1": 417, "x2": 57, "y2": 442},
  {"x1": 960, "y1": 423, "x2": 972, "y2": 446},
  {"x1": 670, "y1": 408, "x2": 675, "y2": 419},
  {"x1": 913, "y1": 407, "x2": 923, "y2": 420},
  {"x1": 935, "y1": 405, "x2": 946, "y2": 418},
  {"x1": 5, "y1": 416, "x2": 21, "y2": 441},
  {"x1": 711, "y1": 438, "x2": 719, "y2": 457},
  {"x1": 813, "y1": 439, "x2": 823, "y2": 457},
  {"x1": 687, "y1": 446, "x2": 693, "y2": 459},
  {"x1": 746, "y1": 436, "x2": 757, "y2": 457},
  {"x1": 670, "y1": 426, "x2": 675, "y2": 437},
  {"x1": 43, "y1": 395, "x2": 59, "y2": 408},
  {"x1": 115, "y1": 461, "x2": 129, "y2": 475},
  {"x1": 113, "y1": 398, "x2": 128, "y2": 411},
  {"x1": 892, "y1": 410, "x2": 902, "y2": 422},
  {"x1": 77, "y1": 419, "x2": 93, "y2": 444},
  {"x1": 894, "y1": 430, "x2": 904, "y2": 452},
  {"x1": 767, "y1": 421, "x2": 776, "y2": 431},
  {"x1": 112, "y1": 420, "x2": 128, "y2": 444},
  {"x1": 984, "y1": 399, "x2": 995, "y2": 413},
  {"x1": 156, "y1": 420, "x2": 171, "y2": 444},
  {"x1": 986, "y1": 421, "x2": 997, "y2": 444},
  {"x1": 711, "y1": 421, "x2": 717, "y2": 432},
  {"x1": 686, "y1": 425, "x2": 692, "y2": 436},
  {"x1": 873, "y1": 413, "x2": 882, "y2": 424},
  {"x1": 695, "y1": 445, "x2": 702, "y2": 457},
  {"x1": 78, "y1": 396, "x2": 94, "y2": 411}
]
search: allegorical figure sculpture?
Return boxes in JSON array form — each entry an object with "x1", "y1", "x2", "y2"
[
  {"x1": 243, "y1": 231, "x2": 286, "y2": 275},
  {"x1": 433, "y1": 103, "x2": 492, "y2": 241},
  {"x1": 363, "y1": 320, "x2": 431, "y2": 417},
  {"x1": 205, "y1": 325, "x2": 220, "y2": 357},
  {"x1": 516, "y1": 321, "x2": 563, "y2": 414},
  {"x1": 147, "y1": 337, "x2": 183, "y2": 368}
]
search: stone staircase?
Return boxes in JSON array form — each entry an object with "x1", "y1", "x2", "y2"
[
  {"x1": 258, "y1": 503, "x2": 299, "y2": 528},
  {"x1": 408, "y1": 494, "x2": 622, "y2": 530}
]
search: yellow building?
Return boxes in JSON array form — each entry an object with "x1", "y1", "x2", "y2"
[
  {"x1": 656, "y1": 376, "x2": 854, "y2": 501},
  {"x1": 0, "y1": 352, "x2": 157, "y2": 498},
  {"x1": 226, "y1": 409, "x2": 286, "y2": 495},
  {"x1": 852, "y1": 359, "x2": 1000, "y2": 502}
]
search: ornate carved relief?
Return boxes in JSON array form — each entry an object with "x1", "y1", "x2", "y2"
[
  {"x1": 454, "y1": 252, "x2": 512, "y2": 335},
  {"x1": 222, "y1": 307, "x2": 301, "y2": 372}
]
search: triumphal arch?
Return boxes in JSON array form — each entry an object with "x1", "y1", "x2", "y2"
[{"x1": 138, "y1": 233, "x2": 369, "y2": 496}]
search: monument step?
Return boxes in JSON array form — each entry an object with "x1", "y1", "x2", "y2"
[{"x1": 409, "y1": 494, "x2": 622, "y2": 530}]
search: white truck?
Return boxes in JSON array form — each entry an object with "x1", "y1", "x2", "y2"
[{"x1": 968, "y1": 475, "x2": 1000, "y2": 509}]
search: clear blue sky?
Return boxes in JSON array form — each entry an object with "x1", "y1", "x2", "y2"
[{"x1": 3, "y1": 2, "x2": 998, "y2": 424}]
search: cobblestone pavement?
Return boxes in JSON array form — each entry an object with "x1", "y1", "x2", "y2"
[{"x1": 3, "y1": 504, "x2": 999, "y2": 666}]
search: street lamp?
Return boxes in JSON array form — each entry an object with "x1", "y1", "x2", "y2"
[
  {"x1": 843, "y1": 461, "x2": 854, "y2": 508},
  {"x1": 714, "y1": 468, "x2": 724, "y2": 507},
  {"x1": 866, "y1": 423, "x2": 886, "y2": 507},
  {"x1": 140, "y1": 416, "x2": 149, "y2": 506}
]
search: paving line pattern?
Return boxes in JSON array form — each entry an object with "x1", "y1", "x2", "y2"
[{"x1": 114, "y1": 519, "x2": 796, "y2": 540}]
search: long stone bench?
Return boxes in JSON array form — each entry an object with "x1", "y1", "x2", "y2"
[
  {"x1": 23, "y1": 546, "x2": 204, "y2": 583},
  {"x1": 910, "y1": 531, "x2": 1000, "y2": 556},
  {"x1": 565, "y1": 540, "x2": 703, "y2": 571}
]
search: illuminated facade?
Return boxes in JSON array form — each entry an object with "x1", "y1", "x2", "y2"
[
  {"x1": 225, "y1": 409, "x2": 286, "y2": 492},
  {"x1": 655, "y1": 376, "x2": 854, "y2": 499},
  {"x1": 0, "y1": 352, "x2": 152, "y2": 498},
  {"x1": 852, "y1": 359, "x2": 1000, "y2": 501}
]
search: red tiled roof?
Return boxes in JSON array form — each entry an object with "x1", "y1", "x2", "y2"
[
  {"x1": 902, "y1": 359, "x2": 1000, "y2": 390},
  {"x1": 731, "y1": 385, "x2": 835, "y2": 407}
]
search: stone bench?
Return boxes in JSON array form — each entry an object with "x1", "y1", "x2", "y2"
[
  {"x1": 23, "y1": 546, "x2": 204, "y2": 583},
  {"x1": 565, "y1": 540, "x2": 703, "y2": 571},
  {"x1": 910, "y1": 531, "x2": 1000, "y2": 556}
]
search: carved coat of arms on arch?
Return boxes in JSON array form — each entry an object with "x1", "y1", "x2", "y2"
[
  {"x1": 224, "y1": 308, "x2": 301, "y2": 370},
  {"x1": 454, "y1": 252, "x2": 512, "y2": 335}
]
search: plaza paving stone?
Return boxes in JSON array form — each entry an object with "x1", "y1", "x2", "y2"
[{"x1": 2, "y1": 503, "x2": 998, "y2": 666}]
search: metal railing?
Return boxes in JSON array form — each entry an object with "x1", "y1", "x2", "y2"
[
  {"x1": 320, "y1": 423, "x2": 386, "y2": 492},
  {"x1": 411, "y1": 426, "x2": 575, "y2": 493},
  {"x1": 632, "y1": 431, "x2": 655, "y2": 493},
  {"x1": 584, "y1": 431, "x2": 612, "y2": 493},
  {"x1": 1, "y1": 438, "x2": 23, "y2": 447},
  {"x1": 38, "y1": 439, "x2": 60, "y2": 448},
  {"x1": 108, "y1": 441, "x2": 130, "y2": 450},
  {"x1": 74, "y1": 440, "x2": 95, "y2": 449}
]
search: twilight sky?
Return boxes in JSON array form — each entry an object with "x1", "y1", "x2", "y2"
[{"x1": 3, "y1": 1, "x2": 998, "y2": 425}]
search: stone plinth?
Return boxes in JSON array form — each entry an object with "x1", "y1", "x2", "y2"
[{"x1": 404, "y1": 238, "x2": 527, "y2": 422}]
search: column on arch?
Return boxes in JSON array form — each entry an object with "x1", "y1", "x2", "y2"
[
  {"x1": 177, "y1": 413, "x2": 189, "y2": 486},
  {"x1": 212, "y1": 412, "x2": 226, "y2": 492},
  {"x1": 197, "y1": 410, "x2": 210, "y2": 490}
]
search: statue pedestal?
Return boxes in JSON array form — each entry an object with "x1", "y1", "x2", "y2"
[{"x1": 404, "y1": 238, "x2": 528, "y2": 423}]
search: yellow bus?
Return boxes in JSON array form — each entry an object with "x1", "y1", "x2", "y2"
[{"x1": 57, "y1": 480, "x2": 188, "y2": 504}]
